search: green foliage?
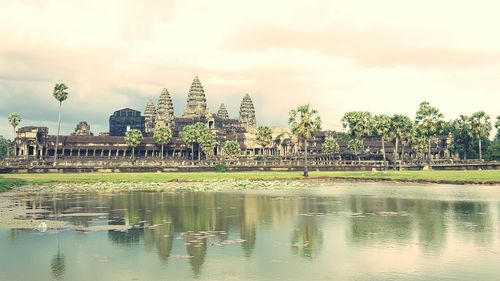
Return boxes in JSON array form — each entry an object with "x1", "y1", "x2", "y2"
[
  {"x1": 53, "y1": 83, "x2": 69, "y2": 102},
  {"x1": 7, "y1": 112, "x2": 21, "y2": 132},
  {"x1": 199, "y1": 130, "x2": 217, "y2": 156},
  {"x1": 153, "y1": 126, "x2": 172, "y2": 159},
  {"x1": 470, "y1": 111, "x2": 491, "y2": 159},
  {"x1": 470, "y1": 111, "x2": 491, "y2": 140},
  {"x1": 289, "y1": 104, "x2": 322, "y2": 139},
  {"x1": 341, "y1": 111, "x2": 373, "y2": 140},
  {"x1": 0, "y1": 136, "x2": 13, "y2": 160},
  {"x1": 254, "y1": 155, "x2": 264, "y2": 161},
  {"x1": 289, "y1": 104, "x2": 322, "y2": 177},
  {"x1": 415, "y1": 101, "x2": 444, "y2": 139},
  {"x1": 153, "y1": 126, "x2": 172, "y2": 145},
  {"x1": 449, "y1": 115, "x2": 473, "y2": 159},
  {"x1": 486, "y1": 140, "x2": 500, "y2": 161},
  {"x1": 335, "y1": 132, "x2": 351, "y2": 141},
  {"x1": 124, "y1": 129, "x2": 143, "y2": 148},
  {"x1": 347, "y1": 138, "x2": 363, "y2": 155},
  {"x1": 494, "y1": 121, "x2": 500, "y2": 140},
  {"x1": 223, "y1": 140, "x2": 241, "y2": 159},
  {"x1": 182, "y1": 124, "x2": 198, "y2": 146},
  {"x1": 256, "y1": 126, "x2": 273, "y2": 148},
  {"x1": 411, "y1": 136, "x2": 428, "y2": 159},
  {"x1": 373, "y1": 114, "x2": 391, "y2": 138},
  {"x1": 214, "y1": 163, "x2": 226, "y2": 172},
  {"x1": 389, "y1": 114, "x2": 414, "y2": 142},
  {"x1": 322, "y1": 136, "x2": 340, "y2": 154}
]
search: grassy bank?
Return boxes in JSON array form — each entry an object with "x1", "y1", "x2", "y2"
[
  {"x1": 0, "y1": 170, "x2": 499, "y2": 188},
  {"x1": 0, "y1": 178, "x2": 28, "y2": 192}
]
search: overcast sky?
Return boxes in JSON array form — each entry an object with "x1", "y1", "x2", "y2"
[{"x1": 1, "y1": 0, "x2": 499, "y2": 139}]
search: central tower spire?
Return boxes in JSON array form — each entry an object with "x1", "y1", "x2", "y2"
[{"x1": 183, "y1": 76, "x2": 209, "y2": 118}]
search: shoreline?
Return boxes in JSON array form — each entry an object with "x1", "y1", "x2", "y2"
[
  {"x1": 4, "y1": 176, "x2": 500, "y2": 195},
  {"x1": 1, "y1": 171, "x2": 499, "y2": 193}
]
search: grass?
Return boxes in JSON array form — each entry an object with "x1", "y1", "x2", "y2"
[
  {"x1": 0, "y1": 178, "x2": 28, "y2": 192},
  {"x1": 0, "y1": 170, "x2": 499, "y2": 189}
]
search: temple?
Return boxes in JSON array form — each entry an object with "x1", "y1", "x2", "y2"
[{"x1": 12, "y1": 76, "x2": 452, "y2": 162}]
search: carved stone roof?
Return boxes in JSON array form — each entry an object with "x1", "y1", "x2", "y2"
[
  {"x1": 72, "y1": 121, "x2": 92, "y2": 136},
  {"x1": 183, "y1": 76, "x2": 209, "y2": 118},
  {"x1": 239, "y1": 93, "x2": 256, "y2": 127},
  {"x1": 144, "y1": 99, "x2": 156, "y2": 133},
  {"x1": 217, "y1": 103, "x2": 229, "y2": 119},
  {"x1": 156, "y1": 88, "x2": 174, "y2": 128}
]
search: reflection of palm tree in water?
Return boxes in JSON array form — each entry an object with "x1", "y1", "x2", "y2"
[
  {"x1": 51, "y1": 226, "x2": 65, "y2": 279},
  {"x1": 291, "y1": 216, "x2": 323, "y2": 258},
  {"x1": 51, "y1": 248, "x2": 65, "y2": 279}
]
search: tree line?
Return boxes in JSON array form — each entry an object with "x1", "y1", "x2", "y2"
[{"x1": 1, "y1": 84, "x2": 499, "y2": 165}]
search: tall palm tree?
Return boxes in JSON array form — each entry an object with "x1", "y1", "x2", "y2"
[
  {"x1": 7, "y1": 112, "x2": 21, "y2": 158},
  {"x1": 124, "y1": 129, "x2": 143, "y2": 161},
  {"x1": 289, "y1": 104, "x2": 322, "y2": 177},
  {"x1": 470, "y1": 111, "x2": 491, "y2": 160},
  {"x1": 153, "y1": 126, "x2": 172, "y2": 159},
  {"x1": 373, "y1": 114, "x2": 391, "y2": 166},
  {"x1": 255, "y1": 126, "x2": 273, "y2": 156},
  {"x1": 193, "y1": 122, "x2": 208, "y2": 161},
  {"x1": 415, "y1": 101, "x2": 444, "y2": 166},
  {"x1": 199, "y1": 130, "x2": 217, "y2": 159},
  {"x1": 341, "y1": 111, "x2": 373, "y2": 154},
  {"x1": 182, "y1": 124, "x2": 197, "y2": 161},
  {"x1": 389, "y1": 114, "x2": 413, "y2": 170},
  {"x1": 52, "y1": 83, "x2": 69, "y2": 165}
]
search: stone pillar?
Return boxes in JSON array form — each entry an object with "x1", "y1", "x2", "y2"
[
  {"x1": 77, "y1": 149, "x2": 81, "y2": 157},
  {"x1": 101, "y1": 149, "x2": 104, "y2": 157},
  {"x1": 85, "y1": 149, "x2": 89, "y2": 157}
]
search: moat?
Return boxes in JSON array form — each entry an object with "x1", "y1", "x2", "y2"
[{"x1": 1, "y1": 183, "x2": 500, "y2": 281}]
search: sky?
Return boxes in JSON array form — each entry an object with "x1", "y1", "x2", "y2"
[{"x1": 1, "y1": 0, "x2": 499, "y2": 139}]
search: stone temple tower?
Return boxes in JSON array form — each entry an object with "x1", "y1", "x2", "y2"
[
  {"x1": 144, "y1": 99, "x2": 157, "y2": 134},
  {"x1": 217, "y1": 103, "x2": 229, "y2": 119},
  {"x1": 239, "y1": 93, "x2": 256, "y2": 129},
  {"x1": 156, "y1": 88, "x2": 174, "y2": 128},
  {"x1": 183, "y1": 76, "x2": 209, "y2": 118}
]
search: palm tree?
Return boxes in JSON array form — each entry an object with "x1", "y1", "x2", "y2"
[
  {"x1": 389, "y1": 114, "x2": 413, "y2": 170},
  {"x1": 153, "y1": 126, "x2": 172, "y2": 159},
  {"x1": 451, "y1": 115, "x2": 473, "y2": 159},
  {"x1": 341, "y1": 111, "x2": 373, "y2": 154},
  {"x1": 182, "y1": 124, "x2": 197, "y2": 160},
  {"x1": 199, "y1": 131, "x2": 217, "y2": 159},
  {"x1": 255, "y1": 126, "x2": 273, "y2": 156},
  {"x1": 52, "y1": 83, "x2": 69, "y2": 165},
  {"x1": 470, "y1": 111, "x2": 491, "y2": 160},
  {"x1": 415, "y1": 101, "x2": 444, "y2": 166},
  {"x1": 289, "y1": 104, "x2": 322, "y2": 177},
  {"x1": 193, "y1": 122, "x2": 208, "y2": 161},
  {"x1": 124, "y1": 129, "x2": 143, "y2": 161},
  {"x1": 7, "y1": 112, "x2": 21, "y2": 158},
  {"x1": 373, "y1": 114, "x2": 391, "y2": 166}
]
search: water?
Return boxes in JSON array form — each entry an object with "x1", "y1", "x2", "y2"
[{"x1": 1, "y1": 183, "x2": 500, "y2": 281}]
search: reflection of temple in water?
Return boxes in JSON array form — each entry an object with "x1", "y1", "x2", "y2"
[{"x1": 18, "y1": 191, "x2": 500, "y2": 277}]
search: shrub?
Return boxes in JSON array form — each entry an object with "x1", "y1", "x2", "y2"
[{"x1": 214, "y1": 163, "x2": 226, "y2": 172}]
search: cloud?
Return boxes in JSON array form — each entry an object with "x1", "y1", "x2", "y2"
[
  {"x1": 0, "y1": 0, "x2": 499, "y2": 139},
  {"x1": 229, "y1": 24, "x2": 499, "y2": 69}
]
